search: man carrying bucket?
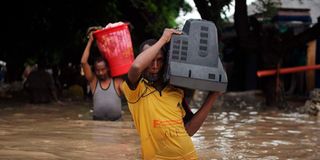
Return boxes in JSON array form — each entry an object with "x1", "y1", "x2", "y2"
[
  {"x1": 121, "y1": 28, "x2": 221, "y2": 159},
  {"x1": 81, "y1": 26, "x2": 123, "y2": 121}
]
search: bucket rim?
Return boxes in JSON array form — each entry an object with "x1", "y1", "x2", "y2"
[{"x1": 93, "y1": 23, "x2": 129, "y2": 36}]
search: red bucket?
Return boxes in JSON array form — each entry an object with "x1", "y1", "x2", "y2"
[{"x1": 93, "y1": 23, "x2": 134, "y2": 77}]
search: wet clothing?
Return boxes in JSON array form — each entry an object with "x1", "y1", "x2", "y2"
[
  {"x1": 93, "y1": 79, "x2": 121, "y2": 121},
  {"x1": 121, "y1": 78, "x2": 198, "y2": 159}
]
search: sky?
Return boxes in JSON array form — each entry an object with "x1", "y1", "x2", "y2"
[{"x1": 176, "y1": 0, "x2": 256, "y2": 27}]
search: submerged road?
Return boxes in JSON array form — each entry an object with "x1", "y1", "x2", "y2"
[{"x1": 0, "y1": 97, "x2": 319, "y2": 159}]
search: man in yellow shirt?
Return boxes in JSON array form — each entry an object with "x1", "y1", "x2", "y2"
[{"x1": 122, "y1": 28, "x2": 220, "y2": 159}]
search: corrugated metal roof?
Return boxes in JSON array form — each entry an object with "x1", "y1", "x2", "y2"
[
  {"x1": 280, "y1": 0, "x2": 320, "y2": 23},
  {"x1": 248, "y1": 0, "x2": 320, "y2": 23}
]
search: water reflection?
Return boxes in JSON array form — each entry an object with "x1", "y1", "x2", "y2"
[
  {"x1": 0, "y1": 101, "x2": 319, "y2": 159},
  {"x1": 191, "y1": 107, "x2": 320, "y2": 159}
]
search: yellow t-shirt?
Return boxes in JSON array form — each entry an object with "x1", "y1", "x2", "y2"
[{"x1": 122, "y1": 79, "x2": 198, "y2": 160}]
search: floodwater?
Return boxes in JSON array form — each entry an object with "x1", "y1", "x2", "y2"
[{"x1": 0, "y1": 95, "x2": 319, "y2": 160}]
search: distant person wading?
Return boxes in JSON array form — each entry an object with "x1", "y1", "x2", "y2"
[{"x1": 81, "y1": 26, "x2": 123, "y2": 121}]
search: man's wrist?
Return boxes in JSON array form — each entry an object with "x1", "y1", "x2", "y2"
[{"x1": 158, "y1": 36, "x2": 169, "y2": 45}]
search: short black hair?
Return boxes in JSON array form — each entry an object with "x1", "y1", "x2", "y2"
[
  {"x1": 139, "y1": 39, "x2": 167, "y2": 54},
  {"x1": 139, "y1": 39, "x2": 157, "y2": 53},
  {"x1": 139, "y1": 39, "x2": 169, "y2": 83},
  {"x1": 94, "y1": 56, "x2": 108, "y2": 67}
]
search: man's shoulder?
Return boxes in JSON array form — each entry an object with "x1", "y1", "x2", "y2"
[
  {"x1": 122, "y1": 76, "x2": 144, "y2": 90},
  {"x1": 113, "y1": 77, "x2": 123, "y2": 85},
  {"x1": 166, "y1": 84, "x2": 184, "y2": 93}
]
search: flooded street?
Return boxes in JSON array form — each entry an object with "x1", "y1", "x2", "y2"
[
  {"x1": 0, "y1": 94, "x2": 319, "y2": 160},
  {"x1": 0, "y1": 101, "x2": 140, "y2": 160},
  {"x1": 193, "y1": 110, "x2": 319, "y2": 159}
]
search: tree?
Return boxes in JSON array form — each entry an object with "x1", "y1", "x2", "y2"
[
  {"x1": 0, "y1": 0, "x2": 190, "y2": 82},
  {"x1": 193, "y1": 0, "x2": 320, "y2": 106},
  {"x1": 119, "y1": 0, "x2": 191, "y2": 47},
  {"x1": 193, "y1": 0, "x2": 233, "y2": 29},
  {"x1": 233, "y1": 0, "x2": 320, "y2": 106},
  {"x1": 251, "y1": 0, "x2": 281, "y2": 20}
]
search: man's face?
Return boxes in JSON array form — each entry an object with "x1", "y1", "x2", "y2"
[
  {"x1": 143, "y1": 44, "x2": 164, "y2": 76},
  {"x1": 94, "y1": 61, "x2": 108, "y2": 80}
]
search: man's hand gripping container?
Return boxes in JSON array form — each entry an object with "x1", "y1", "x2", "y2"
[
  {"x1": 166, "y1": 19, "x2": 228, "y2": 92},
  {"x1": 93, "y1": 23, "x2": 134, "y2": 77}
]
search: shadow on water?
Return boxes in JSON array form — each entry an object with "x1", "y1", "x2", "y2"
[{"x1": 0, "y1": 91, "x2": 319, "y2": 159}]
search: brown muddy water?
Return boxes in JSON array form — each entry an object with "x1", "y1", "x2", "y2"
[{"x1": 0, "y1": 93, "x2": 319, "y2": 160}]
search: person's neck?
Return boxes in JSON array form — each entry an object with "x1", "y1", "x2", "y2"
[
  {"x1": 147, "y1": 78, "x2": 167, "y2": 91},
  {"x1": 99, "y1": 77, "x2": 111, "y2": 89},
  {"x1": 99, "y1": 76, "x2": 110, "y2": 82}
]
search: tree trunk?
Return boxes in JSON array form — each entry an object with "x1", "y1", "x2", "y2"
[
  {"x1": 234, "y1": 0, "x2": 249, "y2": 47},
  {"x1": 194, "y1": 0, "x2": 232, "y2": 29}
]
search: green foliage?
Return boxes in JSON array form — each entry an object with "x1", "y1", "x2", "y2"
[
  {"x1": 181, "y1": 1, "x2": 192, "y2": 13},
  {"x1": 252, "y1": 0, "x2": 281, "y2": 20},
  {"x1": 194, "y1": 0, "x2": 233, "y2": 30},
  {"x1": 129, "y1": 0, "x2": 191, "y2": 37},
  {"x1": 0, "y1": 0, "x2": 190, "y2": 71},
  {"x1": 220, "y1": 1, "x2": 234, "y2": 23}
]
